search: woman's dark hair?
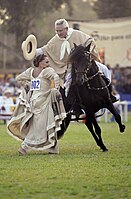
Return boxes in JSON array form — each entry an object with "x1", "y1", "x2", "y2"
[{"x1": 33, "y1": 54, "x2": 47, "y2": 67}]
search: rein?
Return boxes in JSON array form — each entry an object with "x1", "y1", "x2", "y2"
[
  {"x1": 85, "y1": 71, "x2": 110, "y2": 90},
  {"x1": 82, "y1": 70, "x2": 100, "y2": 83},
  {"x1": 76, "y1": 69, "x2": 110, "y2": 90},
  {"x1": 87, "y1": 81, "x2": 110, "y2": 90}
]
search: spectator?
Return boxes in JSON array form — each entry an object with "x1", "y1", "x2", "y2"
[{"x1": 0, "y1": 89, "x2": 14, "y2": 124}]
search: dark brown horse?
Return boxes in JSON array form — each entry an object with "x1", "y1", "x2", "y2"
[{"x1": 58, "y1": 43, "x2": 125, "y2": 151}]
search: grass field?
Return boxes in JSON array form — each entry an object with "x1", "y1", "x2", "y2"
[{"x1": 0, "y1": 113, "x2": 131, "y2": 199}]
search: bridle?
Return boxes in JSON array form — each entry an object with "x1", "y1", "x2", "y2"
[{"x1": 74, "y1": 51, "x2": 110, "y2": 90}]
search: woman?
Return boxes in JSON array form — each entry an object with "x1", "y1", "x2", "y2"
[{"x1": 7, "y1": 54, "x2": 66, "y2": 155}]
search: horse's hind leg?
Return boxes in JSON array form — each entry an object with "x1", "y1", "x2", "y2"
[
  {"x1": 92, "y1": 116, "x2": 108, "y2": 151},
  {"x1": 107, "y1": 102, "x2": 125, "y2": 133},
  {"x1": 92, "y1": 117, "x2": 108, "y2": 151},
  {"x1": 85, "y1": 115, "x2": 108, "y2": 151}
]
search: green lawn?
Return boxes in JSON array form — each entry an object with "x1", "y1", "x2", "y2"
[{"x1": 0, "y1": 113, "x2": 131, "y2": 199}]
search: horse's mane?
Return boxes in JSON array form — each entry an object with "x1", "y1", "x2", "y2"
[{"x1": 68, "y1": 44, "x2": 90, "y2": 64}]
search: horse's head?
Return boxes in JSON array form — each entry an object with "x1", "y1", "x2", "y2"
[{"x1": 68, "y1": 43, "x2": 92, "y2": 85}]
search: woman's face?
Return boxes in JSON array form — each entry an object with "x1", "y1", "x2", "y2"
[{"x1": 39, "y1": 56, "x2": 49, "y2": 68}]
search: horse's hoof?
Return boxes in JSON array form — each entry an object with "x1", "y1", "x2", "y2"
[
  {"x1": 120, "y1": 125, "x2": 126, "y2": 133},
  {"x1": 102, "y1": 148, "x2": 108, "y2": 152}
]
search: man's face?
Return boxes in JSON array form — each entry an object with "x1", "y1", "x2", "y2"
[{"x1": 55, "y1": 25, "x2": 68, "y2": 38}]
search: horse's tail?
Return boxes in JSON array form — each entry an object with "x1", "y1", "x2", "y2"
[{"x1": 95, "y1": 109, "x2": 105, "y2": 118}]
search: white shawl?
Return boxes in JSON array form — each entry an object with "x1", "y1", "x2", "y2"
[{"x1": 56, "y1": 28, "x2": 74, "y2": 60}]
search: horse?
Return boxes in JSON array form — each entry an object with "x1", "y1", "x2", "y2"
[{"x1": 57, "y1": 42, "x2": 125, "y2": 152}]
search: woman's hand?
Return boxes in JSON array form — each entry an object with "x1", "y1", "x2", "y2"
[{"x1": 24, "y1": 84, "x2": 30, "y2": 93}]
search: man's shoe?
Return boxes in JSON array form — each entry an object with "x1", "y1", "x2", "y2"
[{"x1": 111, "y1": 95, "x2": 119, "y2": 103}]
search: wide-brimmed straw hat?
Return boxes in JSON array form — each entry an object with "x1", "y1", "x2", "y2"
[{"x1": 21, "y1": 34, "x2": 37, "y2": 60}]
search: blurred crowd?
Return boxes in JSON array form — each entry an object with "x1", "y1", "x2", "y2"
[
  {"x1": 0, "y1": 64, "x2": 130, "y2": 124},
  {"x1": 0, "y1": 64, "x2": 131, "y2": 99},
  {"x1": 0, "y1": 73, "x2": 21, "y2": 101},
  {"x1": 113, "y1": 65, "x2": 131, "y2": 93},
  {"x1": 107, "y1": 64, "x2": 131, "y2": 94},
  {"x1": 0, "y1": 74, "x2": 20, "y2": 123}
]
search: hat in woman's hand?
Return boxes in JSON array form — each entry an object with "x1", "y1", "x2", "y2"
[{"x1": 21, "y1": 34, "x2": 37, "y2": 60}]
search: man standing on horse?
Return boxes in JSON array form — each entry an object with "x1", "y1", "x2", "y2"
[{"x1": 36, "y1": 18, "x2": 117, "y2": 103}]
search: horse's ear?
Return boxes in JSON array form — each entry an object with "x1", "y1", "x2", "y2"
[
  {"x1": 85, "y1": 43, "x2": 91, "y2": 52},
  {"x1": 73, "y1": 43, "x2": 77, "y2": 48}
]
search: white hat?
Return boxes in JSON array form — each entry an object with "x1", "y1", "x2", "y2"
[
  {"x1": 3, "y1": 89, "x2": 12, "y2": 95},
  {"x1": 21, "y1": 34, "x2": 37, "y2": 60}
]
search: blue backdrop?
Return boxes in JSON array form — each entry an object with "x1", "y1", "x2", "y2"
[{"x1": 120, "y1": 94, "x2": 131, "y2": 110}]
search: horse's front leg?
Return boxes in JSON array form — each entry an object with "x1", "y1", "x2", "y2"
[
  {"x1": 85, "y1": 114, "x2": 108, "y2": 152},
  {"x1": 57, "y1": 113, "x2": 71, "y2": 140},
  {"x1": 106, "y1": 101, "x2": 125, "y2": 133}
]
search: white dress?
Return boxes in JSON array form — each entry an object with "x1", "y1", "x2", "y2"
[{"x1": 7, "y1": 67, "x2": 66, "y2": 153}]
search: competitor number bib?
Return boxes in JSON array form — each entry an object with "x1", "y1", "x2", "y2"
[{"x1": 31, "y1": 79, "x2": 41, "y2": 90}]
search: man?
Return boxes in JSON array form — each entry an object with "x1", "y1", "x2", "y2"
[
  {"x1": 36, "y1": 19, "x2": 100, "y2": 85},
  {"x1": 36, "y1": 18, "x2": 116, "y2": 103}
]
